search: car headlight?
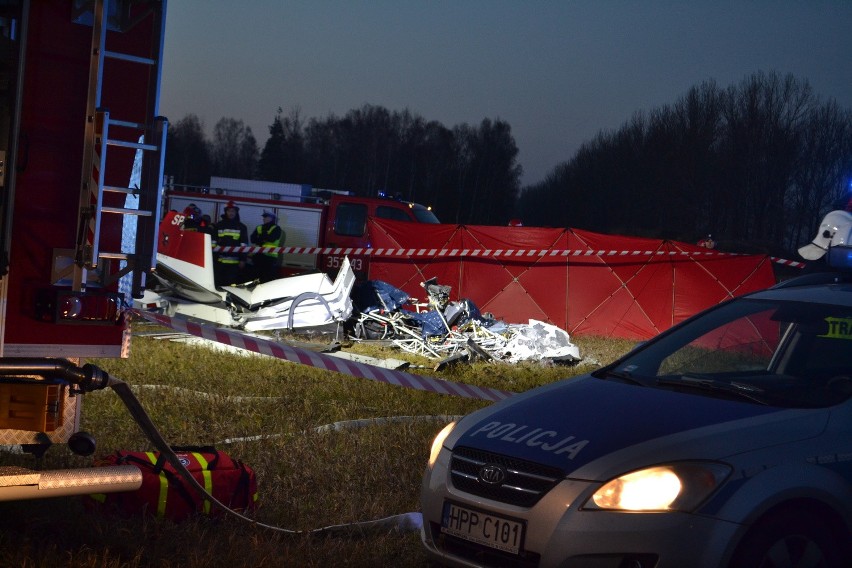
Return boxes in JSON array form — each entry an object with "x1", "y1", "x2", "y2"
[
  {"x1": 584, "y1": 462, "x2": 731, "y2": 512},
  {"x1": 428, "y1": 421, "x2": 456, "y2": 468}
]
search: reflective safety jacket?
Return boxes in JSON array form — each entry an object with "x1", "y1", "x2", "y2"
[
  {"x1": 214, "y1": 217, "x2": 248, "y2": 264},
  {"x1": 251, "y1": 223, "x2": 284, "y2": 258}
]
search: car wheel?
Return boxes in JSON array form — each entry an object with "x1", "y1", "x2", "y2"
[{"x1": 730, "y1": 509, "x2": 844, "y2": 568}]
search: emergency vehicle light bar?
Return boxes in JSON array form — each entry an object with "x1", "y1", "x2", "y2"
[{"x1": 827, "y1": 245, "x2": 852, "y2": 270}]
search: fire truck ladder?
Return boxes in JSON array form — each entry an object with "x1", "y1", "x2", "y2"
[{"x1": 72, "y1": 0, "x2": 167, "y2": 299}]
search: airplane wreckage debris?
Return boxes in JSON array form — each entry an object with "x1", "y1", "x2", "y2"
[
  {"x1": 135, "y1": 213, "x2": 581, "y2": 367},
  {"x1": 348, "y1": 278, "x2": 581, "y2": 367}
]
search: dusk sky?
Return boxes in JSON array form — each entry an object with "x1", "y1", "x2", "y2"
[{"x1": 159, "y1": 1, "x2": 852, "y2": 187}]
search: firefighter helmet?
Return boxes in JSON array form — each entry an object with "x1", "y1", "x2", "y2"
[{"x1": 798, "y1": 210, "x2": 852, "y2": 260}]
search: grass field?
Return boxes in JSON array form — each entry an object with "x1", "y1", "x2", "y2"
[{"x1": 0, "y1": 320, "x2": 635, "y2": 567}]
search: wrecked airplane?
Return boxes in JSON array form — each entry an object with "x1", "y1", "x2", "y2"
[
  {"x1": 135, "y1": 211, "x2": 354, "y2": 333},
  {"x1": 135, "y1": 211, "x2": 579, "y2": 365}
]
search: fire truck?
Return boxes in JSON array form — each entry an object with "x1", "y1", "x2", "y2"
[
  {"x1": 0, "y1": 0, "x2": 166, "y2": 498},
  {"x1": 164, "y1": 177, "x2": 440, "y2": 279}
]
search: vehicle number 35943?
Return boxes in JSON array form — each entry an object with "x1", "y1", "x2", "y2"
[
  {"x1": 441, "y1": 501, "x2": 525, "y2": 555},
  {"x1": 324, "y1": 255, "x2": 363, "y2": 271}
]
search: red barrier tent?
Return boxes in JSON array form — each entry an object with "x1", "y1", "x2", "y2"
[{"x1": 366, "y1": 219, "x2": 777, "y2": 340}]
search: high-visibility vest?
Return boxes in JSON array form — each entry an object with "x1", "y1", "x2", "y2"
[{"x1": 254, "y1": 224, "x2": 282, "y2": 258}]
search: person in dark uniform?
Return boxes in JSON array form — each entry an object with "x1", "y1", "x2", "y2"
[
  {"x1": 181, "y1": 204, "x2": 207, "y2": 232},
  {"x1": 213, "y1": 201, "x2": 248, "y2": 287},
  {"x1": 250, "y1": 210, "x2": 284, "y2": 283},
  {"x1": 199, "y1": 214, "x2": 214, "y2": 236}
]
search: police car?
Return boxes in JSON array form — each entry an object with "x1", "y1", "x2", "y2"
[{"x1": 421, "y1": 245, "x2": 852, "y2": 568}]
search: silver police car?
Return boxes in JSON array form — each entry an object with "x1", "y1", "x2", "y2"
[{"x1": 421, "y1": 249, "x2": 852, "y2": 568}]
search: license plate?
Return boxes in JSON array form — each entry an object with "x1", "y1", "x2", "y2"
[{"x1": 441, "y1": 501, "x2": 526, "y2": 555}]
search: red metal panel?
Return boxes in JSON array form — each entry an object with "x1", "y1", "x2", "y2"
[
  {"x1": 3, "y1": 2, "x2": 155, "y2": 354},
  {"x1": 158, "y1": 212, "x2": 207, "y2": 267}
]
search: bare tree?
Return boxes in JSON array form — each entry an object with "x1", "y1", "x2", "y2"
[
  {"x1": 788, "y1": 101, "x2": 852, "y2": 249},
  {"x1": 517, "y1": 71, "x2": 852, "y2": 257},
  {"x1": 257, "y1": 107, "x2": 305, "y2": 182},
  {"x1": 164, "y1": 114, "x2": 211, "y2": 186},
  {"x1": 211, "y1": 117, "x2": 258, "y2": 179}
]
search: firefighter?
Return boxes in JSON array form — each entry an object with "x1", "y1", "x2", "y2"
[
  {"x1": 213, "y1": 201, "x2": 248, "y2": 287},
  {"x1": 200, "y1": 214, "x2": 214, "y2": 236},
  {"x1": 181, "y1": 204, "x2": 205, "y2": 232},
  {"x1": 250, "y1": 210, "x2": 284, "y2": 283}
]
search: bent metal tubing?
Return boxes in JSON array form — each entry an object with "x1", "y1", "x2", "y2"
[{"x1": 0, "y1": 358, "x2": 111, "y2": 392}]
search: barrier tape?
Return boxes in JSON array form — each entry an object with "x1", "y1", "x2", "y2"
[
  {"x1": 129, "y1": 309, "x2": 514, "y2": 403},
  {"x1": 213, "y1": 245, "x2": 805, "y2": 268},
  {"x1": 770, "y1": 256, "x2": 806, "y2": 268}
]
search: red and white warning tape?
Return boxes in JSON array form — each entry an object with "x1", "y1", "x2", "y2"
[
  {"x1": 214, "y1": 245, "x2": 805, "y2": 268},
  {"x1": 130, "y1": 309, "x2": 514, "y2": 403},
  {"x1": 770, "y1": 256, "x2": 806, "y2": 268}
]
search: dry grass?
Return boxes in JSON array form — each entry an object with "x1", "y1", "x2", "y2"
[{"x1": 0, "y1": 325, "x2": 635, "y2": 567}]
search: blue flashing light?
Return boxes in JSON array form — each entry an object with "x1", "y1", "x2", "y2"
[{"x1": 826, "y1": 245, "x2": 852, "y2": 270}]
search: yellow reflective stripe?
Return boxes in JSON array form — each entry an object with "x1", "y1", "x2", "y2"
[
  {"x1": 192, "y1": 452, "x2": 213, "y2": 515},
  {"x1": 260, "y1": 241, "x2": 280, "y2": 257},
  {"x1": 217, "y1": 258, "x2": 240, "y2": 264},
  {"x1": 218, "y1": 229, "x2": 241, "y2": 238},
  {"x1": 89, "y1": 493, "x2": 106, "y2": 503},
  {"x1": 146, "y1": 451, "x2": 168, "y2": 518},
  {"x1": 255, "y1": 225, "x2": 281, "y2": 257}
]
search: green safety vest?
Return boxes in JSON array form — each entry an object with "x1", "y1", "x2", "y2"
[{"x1": 254, "y1": 224, "x2": 283, "y2": 258}]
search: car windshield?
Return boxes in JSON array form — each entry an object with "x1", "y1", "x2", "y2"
[
  {"x1": 410, "y1": 204, "x2": 441, "y2": 224},
  {"x1": 600, "y1": 297, "x2": 852, "y2": 408}
]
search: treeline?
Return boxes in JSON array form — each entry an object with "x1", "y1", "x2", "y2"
[
  {"x1": 164, "y1": 106, "x2": 522, "y2": 225},
  {"x1": 515, "y1": 72, "x2": 852, "y2": 256},
  {"x1": 165, "y1": 71, "x2": 851, "y2": 256}
]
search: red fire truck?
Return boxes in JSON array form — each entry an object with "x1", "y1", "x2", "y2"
[
  {"x1": 0, "y1": 0, "x2": 166, "y2": 498},
  {"x1": 164, "y1": 178, "x2": 440, "y2": 279}
]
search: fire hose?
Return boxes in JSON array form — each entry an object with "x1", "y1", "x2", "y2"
[{"x1": 0, "y1": 358, "x2": 423, "y2": 534}]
